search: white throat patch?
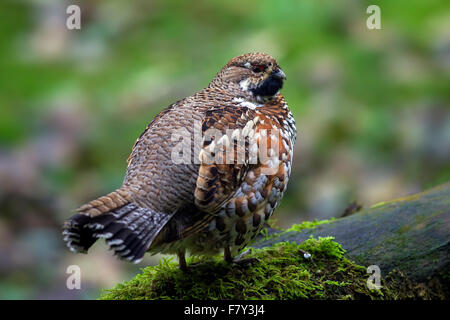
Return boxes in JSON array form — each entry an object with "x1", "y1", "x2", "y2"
[
  {"x1": 232, "y1": 97, "x2": 263, "y2": 110},
  {"x1": 239, "y1": 79, "x2": 251, "y2": 91}
]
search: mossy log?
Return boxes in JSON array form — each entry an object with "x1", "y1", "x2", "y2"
[
  {"x1": 254, "y1": 183, "x2": 450, "y2": 287},
  {"x1": 101, "y1": 182, "x2": 450, "y2": 300}
]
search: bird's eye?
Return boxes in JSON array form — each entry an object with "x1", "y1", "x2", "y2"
[{"x1": 252, "y1": 65, "x2": 266, "y2": 73}]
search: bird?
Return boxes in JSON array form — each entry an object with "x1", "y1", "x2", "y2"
[{"x1": 62, "y1": 52, "x2": 297, "y2": 271}]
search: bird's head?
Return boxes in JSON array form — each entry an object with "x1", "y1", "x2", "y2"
[{"x1": 211, "y1": 52, "x2": 286, "y2": 103}]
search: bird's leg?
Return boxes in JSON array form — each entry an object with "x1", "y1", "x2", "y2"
[
  {"x1": 235, "y1": 249, "x2": 252, "y2": 260},
  {"x1": 224, "y1": 246, "x2": 233, "y2": 263},
  {"x1": 178, "y1": 250, "x2": 188, "y2": 272}
]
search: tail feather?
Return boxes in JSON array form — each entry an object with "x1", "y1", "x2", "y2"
[
  {"x1": 117, "y1": 208, "x2": 168, "y2": 261},
  {"x1": 63, "y1": 190, "x2": 175, "y2": 263}
]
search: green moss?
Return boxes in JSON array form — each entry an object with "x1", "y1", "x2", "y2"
[
  {"x1": 261, "y1": 218, "x2": 336, "y2": 242},
  {"x1": 100, "y1": 237, "x2": 396, "y2": 300},
  {"x1": 285, "y1": 218, "x2": 335, "y2": 232}
]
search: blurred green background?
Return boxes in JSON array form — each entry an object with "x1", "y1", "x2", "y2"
[{"x1": 0, "y1": 0, "x2": 449, "y2": 299}]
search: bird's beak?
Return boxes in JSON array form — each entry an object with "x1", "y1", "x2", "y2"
[{"x1": 272, "y1": 68, "x2": 286, "y2": 80}]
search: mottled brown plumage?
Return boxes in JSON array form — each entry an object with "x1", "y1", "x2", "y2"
[{"x1": 63, "y1": 52, "x2": 296, "y2": 270}]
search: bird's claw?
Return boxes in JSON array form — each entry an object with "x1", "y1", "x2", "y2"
[{"x1": 233, "y1": 257, "x2": 260, "y2": 267}]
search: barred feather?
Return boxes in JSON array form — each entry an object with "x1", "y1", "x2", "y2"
[{"x1": 63, "y1": 195, "x2": 174, "y2": 263}]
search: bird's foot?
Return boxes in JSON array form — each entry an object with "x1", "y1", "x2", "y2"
[
  {"x1": 235, "y1": 249, "x2": 252, "y2": 260},
  {"x1": 179, "y1": 265, "x2": 189, "y2": 273},
  {"x1": 224, "y1": 248, "x2": 259, "y2": 267},
  {"x1": 232, "y1": 257, "x2": 260, "y2": 267}
]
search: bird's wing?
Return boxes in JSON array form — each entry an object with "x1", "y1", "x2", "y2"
[
  {"x1": 194, "y1": 105, "x2": 257, "y2": 212},
  {"x1": 175, "y1": 105, "x2": 260, "y2": 239}
]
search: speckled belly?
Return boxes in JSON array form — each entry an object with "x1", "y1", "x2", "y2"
[{"x1": 173, "y1": 161, "x2": 291, "y2": 257}]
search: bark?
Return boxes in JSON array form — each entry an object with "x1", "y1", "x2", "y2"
[{"x1": 253, "y1": 182, "x2": 450, "y2": 292}]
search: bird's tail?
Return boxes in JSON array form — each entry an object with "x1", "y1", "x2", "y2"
[{"x1": 62, "y1": 188, "x2": 174, "y2": 263}]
